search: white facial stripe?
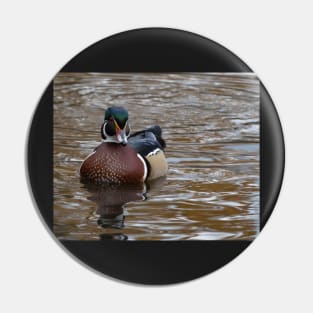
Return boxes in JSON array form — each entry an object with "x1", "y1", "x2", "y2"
[
  {"x1": 126, "y1": 121, "x2": 131, "y2": 137},
  {"x1": 102, "y1": 121, "x2": 120, "y2": 143},
  {"x1": 102, "y1": 121, "x2": 108, "y2": 138}
]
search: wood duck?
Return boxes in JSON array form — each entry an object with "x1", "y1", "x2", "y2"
[{"x1": 80, "y1": 107, "x2": 168, "y2": 184}]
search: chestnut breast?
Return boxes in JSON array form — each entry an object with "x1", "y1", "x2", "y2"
[{"x1": 80, "y1": 143, "x2": 146, "y2": 184}]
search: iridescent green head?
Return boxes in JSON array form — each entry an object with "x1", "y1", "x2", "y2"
[
  {"x1": 101, "y1": 107, "x2": 130, "y2": 145},
  {"x1": 104, "y1": 107, "x2": 128, "y2": 128}
]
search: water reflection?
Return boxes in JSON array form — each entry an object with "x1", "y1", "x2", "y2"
[
  {"x1": 83, "y1": 183, "x2": 146, "y2": 228},
  {"x1": 82, "y1": 177, "x2": 166, "y2": 239}
]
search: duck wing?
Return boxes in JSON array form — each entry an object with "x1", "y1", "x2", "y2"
[{"x1": 128, "y1": 125, "x2": 166, "y2": 157}]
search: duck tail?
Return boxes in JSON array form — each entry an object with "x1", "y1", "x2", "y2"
[{"x1": 146, "y1": 125, "x2": 166, "y2": 149}]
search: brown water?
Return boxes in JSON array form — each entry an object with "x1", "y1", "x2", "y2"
[{"x1": 53, "y1": 73, "x2": 259, "y2": 240}]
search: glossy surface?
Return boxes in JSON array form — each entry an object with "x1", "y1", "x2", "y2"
[{"x1": 54, "y1": 73, "x2": 259, "y2": 240}]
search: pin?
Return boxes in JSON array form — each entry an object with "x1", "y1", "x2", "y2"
[{"x1": 27, "y1": 28, "x2": 284, "y2": 284}]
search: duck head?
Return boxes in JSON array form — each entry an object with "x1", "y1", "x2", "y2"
[{"x1": 101, "y1": 107, "x2": 130, "y2": 145}]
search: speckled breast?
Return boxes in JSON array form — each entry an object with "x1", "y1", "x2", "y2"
[{"x1": 80, "y1": 143, "x2": 145, "y2": 184}]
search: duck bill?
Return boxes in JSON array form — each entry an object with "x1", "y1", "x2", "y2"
[{"x1": 117, "y1": 129, "x2": 128, "y2": 146}]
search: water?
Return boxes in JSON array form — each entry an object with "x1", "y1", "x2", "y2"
[{"x1": 53, "y1": 73, "x2": 259, "y2": 240}]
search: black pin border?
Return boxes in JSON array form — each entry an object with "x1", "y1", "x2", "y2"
[{"x1": 27, "y1": 28, "x2": 284, "y2": 284}]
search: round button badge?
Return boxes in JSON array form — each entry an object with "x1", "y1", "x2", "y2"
[{"x1": 27, "y1": 28, "x2": 284, "y2": 284}]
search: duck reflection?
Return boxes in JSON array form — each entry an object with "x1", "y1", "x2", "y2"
[
  {"x1": 83, "y1": 182, "x2": 146, "y2": 228},
  {"x1": 82, "y1": 177, "x2": 166, "y2": 240}
]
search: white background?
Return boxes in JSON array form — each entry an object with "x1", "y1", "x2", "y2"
[{"x1": 1, "y1": 1, "x2": 312, "y2": 312}]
